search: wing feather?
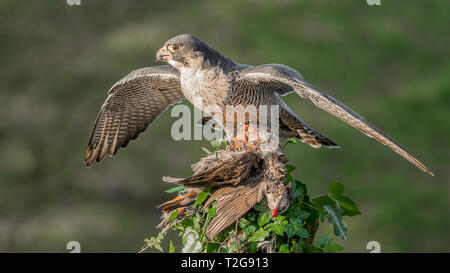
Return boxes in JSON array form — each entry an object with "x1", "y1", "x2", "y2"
[
  {"x1": 237, "y1": 64, "x2": 434, "y2": 176},
  {"x1": 205, "y1": 181, "x2": 262, "y2": 239},
  {"x1": 84, "y1": 65, "x2": 184, "y2": 166}
]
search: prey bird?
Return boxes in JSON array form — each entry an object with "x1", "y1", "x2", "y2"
[
  {"x1": 160, "y1": 148, "x2": 291, "y2": 239},
  {"x1": 84, "y1": 34, "x2": 434, "y2": 176}
]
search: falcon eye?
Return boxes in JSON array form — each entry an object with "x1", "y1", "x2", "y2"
[{"x1": 170, "y1": 44, "x2": 180, "y2": 52}]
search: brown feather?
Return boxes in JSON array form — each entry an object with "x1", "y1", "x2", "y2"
[
  {"x1": 206, "y1": 180, "x2": 262, "y2": 239},
  {"x1": 162, "y1": 151, "x2": 259, "y2": 187}
]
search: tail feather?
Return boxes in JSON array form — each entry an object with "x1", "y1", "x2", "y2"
[{"x1": 280, "y1": 104, "x2": 339, "y2": 149}]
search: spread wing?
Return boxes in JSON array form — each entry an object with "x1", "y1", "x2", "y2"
[
  {"x1": 84, "y1": 65, "x2": 184, "y2": 166},
  {"x1": 236, "y1": 64, "x2": 434, "y2": 176},
  {"x1": 204, "y1": 180, "x2": 263, "y2": 239}
]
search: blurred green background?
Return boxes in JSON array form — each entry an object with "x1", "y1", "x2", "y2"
[{"x1": 0, "y1": 0, "x2": 448, "y2": 252}]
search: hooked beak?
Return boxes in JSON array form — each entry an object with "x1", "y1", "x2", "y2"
[
  {"x1": 271, "y1": 208, "x2": 279, "y2": 217},
  {"x1": 156, "y1": 47, "x2": 170, "y2": 62}
]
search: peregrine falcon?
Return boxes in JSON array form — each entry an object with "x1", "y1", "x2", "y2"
[{"x1": 84, "y1": 34, "x2": 434, "y2": 176}]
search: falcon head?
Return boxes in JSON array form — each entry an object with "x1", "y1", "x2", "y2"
[
  {"x1": 156, "y1": 34, "x2": 234, "y2": 72},
  {"x1": 156, "y1": 34, "x2": 206, "y2": 71}
]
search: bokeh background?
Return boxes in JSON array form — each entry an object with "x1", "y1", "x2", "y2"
[{"x1": 0, "y1": 0, "x2": 448, "y2": 252}]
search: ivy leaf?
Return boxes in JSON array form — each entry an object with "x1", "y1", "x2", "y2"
[
  {"x1": 305, "y1": 245, "x2": 324, "y2": 253},
  {"x1": 211, "y1": 139, "x2": 226, "y2": 150},
  {"x1": 318, "y1": 236, "x2": 334, "y2": 247},
  {"x1": 285, "y1": 219, "x2": 309, "y2": 239},
  {"x1": 285, "y1": 164, "x2": 296, "y2": 173},
  {"x1": 143, "y1": 232, "x2": 165, "y2": 252},
  {"x1": 291, "y1": 180, "x2": 306, "y2": 198},
  {"x1": 257, "y1": 211, "x2": 271, "y2": 227},
  {"x1": 239, "y1": 218, "x2": 250, "y2": 228},
  {"x1": 207, "y1": 207, "x2": 217, "y2": 217},
  {"x1": 153, "y1": 242, "x2": 163, "y2": 252},
  {"x1": 311, "y1": 195, "x2": 336, "y2": 209},
  {"x1": 169, "y1": 240, "x2": 175, "y2": 253},
  {"x1": 323, "y1": 242, "x2": 344, "y2": 253},
  {"x1": 293, "y1": 239, "x2": 305, "y2": 253},
  {"x1": 323, "y1": 204, "x2": 347, "y2": 240},
  {"x1": 263, "y1": 222, "x2": 273, "y2": 230},
  {"x1": 193, "y1": 213, "x2": 202, "y2": 229},
  {"x1": 180, "y1": 218, "x2": 194, "y2": 228},
  {"x1": 272, "y1": 223, "x2": 284, "y2": 236},
  {"x1": 287, "y1": 138, "x2": 297, "y2": 144},
  {"x1": 328, "y1": 182, "x2": 361, "y2": 216},
  {"x1": 272, "y1": 215, "x2": 288, "y2": 235},
  {"x1": 332, "y1": 195, "x2": 361, "y2": 216},
  {"x1": 319, "y1": 210, "x2": 327, "y2": 222},
  {"x1": 296, "y1": 227, "x2": 309, "y2": 239},
  {"x1": 169, "y1": 210, "x2": 178, "y2": 220},
  {"x1": 328, "y1": 182, "x2": 344, "y2": 196},
  {"x1": 295, "y1": 209, "x2": 311, "y2": 221},
  {"x1": 274, "y1": 215, "x2": 287, "y2": 224},
  {"x1": 206, "y1": 241, "x2": 220, "y2": 253},
  {"x1": 243, "y1": 225, "x2": 257, "y2": 236},
  {"x1": 247, "y1": 211, "x2": 257, "y2": 221},
  {"x1": 248, "y1": 242, "x2": 258, "y2": 253},
  {"x1": 318, "y1": 236, "x2": 343, "y2": 253},
  {"x1": 193, "y1": 186, "x2": 212, "y2": 207},
  {"x1": 285, "y1": 173, "x2": 293, "y2": 182},
  {"x1": 165, "y1": 186, "x2": 186, "y2": 193},
  {"x1": 279, "y1": 244, "x2": 290, "y2": 253},
  {"x1": 248, "y1": 228, "x2": 269, "y2": 243},
  {"x1": 254, "y1": 203, "x2": 268, "y2": 212}
]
